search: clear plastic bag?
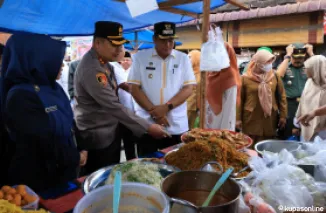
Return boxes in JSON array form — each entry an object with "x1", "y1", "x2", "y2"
[
  {"x1": 200, "y1": 26, "x2": 230, "y2": 71},
  {"x1": 238, "y1": 194, "x2": 251, "y2": 213}
]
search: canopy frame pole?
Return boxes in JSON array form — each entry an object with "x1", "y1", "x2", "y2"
[{"x1": 199, "y1": 0, "x2": 210, "y2": 128}]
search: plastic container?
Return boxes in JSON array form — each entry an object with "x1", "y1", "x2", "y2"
[
  {"x1": 74, "y1": 183, "x2": 170, "y2": 213},
  {"x1": 13, "y1": 185, "x2": 39, "y2": 210}
]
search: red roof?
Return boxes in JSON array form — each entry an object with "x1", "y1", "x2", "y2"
[{"x1": 178, "y1": 0, "x2": 326, "y2": 26}]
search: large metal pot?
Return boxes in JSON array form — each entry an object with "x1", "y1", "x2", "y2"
[{"x1": 161, "y1": 171, "x2": 241, "y2": 213}]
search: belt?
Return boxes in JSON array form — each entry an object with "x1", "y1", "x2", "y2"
[{"x1": 287, "y1": 97, "x2": 300, "y2": 102}]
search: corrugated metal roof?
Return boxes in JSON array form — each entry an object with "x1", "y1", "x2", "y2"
[{"x1": 178, "y1": 0, "x2": 326, "y2": 26}]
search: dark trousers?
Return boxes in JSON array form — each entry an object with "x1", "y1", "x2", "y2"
[
  {"x1": 84, "y1": 137, "x2": 121, "y2": 175},
  {"x1": 136, "y1": 134, "x2": 182, "y2": 157},
  {"x1": 0, "y1": 129, "x2": 14, "y2": 187},
  {"x1": 120, "y1": 124, "x2": 136, "y2": 160},
  {"x1": 279, "y1": 98, "x2": 300, "y2": 139}
]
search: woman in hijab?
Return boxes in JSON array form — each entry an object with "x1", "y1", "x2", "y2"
[
  {"x1": 296, "y1": 55, "x2": 326, "y2": 141},
  {"x1": 1, "y1": 33, "x2": 82, "y2": 192},
  {"x1": 236, "y1": 49, "x2": 287, "y2": 144},
  {"x1": 187, "y1": 50, "x2": 201, "y2": 129}
]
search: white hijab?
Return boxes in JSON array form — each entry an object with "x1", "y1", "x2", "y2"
[{"x1": 296, "y1": 55, "x2": 326, "y2": 141}]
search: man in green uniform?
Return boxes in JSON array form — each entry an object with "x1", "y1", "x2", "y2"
[{"x1": 276, "y1": 43, "x2": 314, "y2": 139}]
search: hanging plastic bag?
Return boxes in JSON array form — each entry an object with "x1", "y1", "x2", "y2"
[{"x1": 200, "y1": 26, "x2": 230, "y2": 71}]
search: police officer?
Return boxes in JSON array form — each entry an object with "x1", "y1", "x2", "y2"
[
  {"x1": 74, "y1": 21, "x2": 168, "y2": 174},
  {"x1": 128, "y1": 22, "x2": 196, "y2": 156},
  {"x1": 276, "y1": 43, "x2": 314, "y2": 139}
]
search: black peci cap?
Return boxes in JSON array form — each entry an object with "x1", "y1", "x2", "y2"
[
  {"x1": 154, "y1": 22, "x2": 178, "y2": 39},
  {"x1": 94, "y1": 21, "x2": 129, "y2": 45}
]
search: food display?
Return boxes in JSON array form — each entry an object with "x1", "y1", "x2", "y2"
[
  {"x1": 182, "y1": 128, "x2": 252, "y2": 150},
  {"x1": 105, "y1": 161, "x2": 163, "y2": 189},
  {"x1": 0, "y1": 185, "x2": 37, "y2": 207},
  {"x1": 165, "y1": 137, "x2": 250, "y2": 178},
  {"x1": 0, "y1": 199, "x2": 47, "y2": 213}
]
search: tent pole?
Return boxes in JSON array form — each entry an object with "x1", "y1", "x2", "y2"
[
  {"x1": 135, "y1": 31, "x2": 139, "y2": 51},
  {"x1": 199, "y1": 0, "x2": 210, "y2": 128}
]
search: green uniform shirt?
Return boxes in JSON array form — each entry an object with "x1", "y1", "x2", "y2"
[{"x1": 282, "y1": 64, "x2": 307, "y2": 98}]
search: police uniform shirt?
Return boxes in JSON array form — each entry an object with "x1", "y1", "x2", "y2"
[
  {"x1": 282, "y1": 63, "x2": 307, "y2": 98},
  {"x1": 74, "y1": 48, "x2": 150, "y2": 150},
  {"x1": 128, "y1": 48, "x2": 196, "y2": 135}
]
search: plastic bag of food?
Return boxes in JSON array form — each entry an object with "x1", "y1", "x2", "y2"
[
  {"x1": 315, "y1": 165, "x2": 326, "y2": 182},
  {"x1": 248, "y1": 195, "x2": 276, "y2": 213},
  {"x1": 297, "y1": 150, "x2": 326, "y2": 165},
  {"x1": 249, "y1": 164, "x2": 317, "y2": 211},
  {"x1": 238, "y1": 194, "x2": 251, "y2": 213},
  {"x1": 200, "y1": 27, "x2": 230, "y2": 71}
]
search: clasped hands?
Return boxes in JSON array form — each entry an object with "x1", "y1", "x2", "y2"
[{"x1": 149, "y1": 104, "x2": 170, "y2": 127}]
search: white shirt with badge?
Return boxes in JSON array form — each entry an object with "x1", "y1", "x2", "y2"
[
  {"x1": 128, "y1": 49, "x2": 196, "y2": 135},
  {"x1": 110, "y1": 62, "x2": 134, "y2": 111}
]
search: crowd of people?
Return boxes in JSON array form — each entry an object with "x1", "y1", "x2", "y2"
[{"x1": 0, "y1": 18, "x2": 325, "y2": 192}]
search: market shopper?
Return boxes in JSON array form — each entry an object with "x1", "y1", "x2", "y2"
[
  {"x1": 1, "y1": 33, "x2": 82, "y2": 192},
  {"x1": 296, "y1": 55, "x2": 326, "y2": 141},
  {"x1": 205, "y1": 42, "x2": 241, "y2": 130},
  {"x1": 276, "y1": 43, "x2": 314, "y2": 139},
  {"x1": 236, "y1": 49, "x2": 287, "y2": 144},
  {"x1": 74, "y1": 21, "x2": 168, "y2": 174},
  {"x1": 187, "y1": 50, "x2": 201, "y2": 129},
  {"x1": 128, "y1": 22, "x2": 196, "y2": 156},
  {"x1": 110, "y1": 51, "x2": 137, "y2": 160},
  {"x1": 68, "y1": 59, "x2": 80, "y2": 101}
]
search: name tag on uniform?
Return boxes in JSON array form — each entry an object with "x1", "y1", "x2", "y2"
[
  {"x1": 45, "y1": 105, "x2": 58, "y2": 113},
  {"x1": 146, "y1": 67, "x2": 156, "y2": 70}
]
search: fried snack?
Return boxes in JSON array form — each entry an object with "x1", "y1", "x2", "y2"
[
  {"x1": 165, "y1": 138, "x2": 250, "y2": 178},
  {"x1": 0, "y1": 199, "x2": 48, "y2": 213},
  {"x1": 183, "y1": 128, "x2": 251, "y2": 149}
]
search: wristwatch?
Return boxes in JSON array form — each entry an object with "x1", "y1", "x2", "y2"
[
  {"x1": 166, "y1": 102, "x2": 174, "y2": 111},
  {"x1": 284, "y1": 55, "x2": 291, "y2": 60}
]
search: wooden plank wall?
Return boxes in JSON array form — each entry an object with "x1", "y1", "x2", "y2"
[
  {"x1": 228, "y1": 12, "x2": 324, "y2": 48},
  {"x1": 176, "y1": 11, "x2": 324, "y2": 50}
]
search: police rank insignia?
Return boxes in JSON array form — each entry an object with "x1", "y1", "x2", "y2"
[{"x1": 96, "y1": 73, "x2": 108, "y2": 87}]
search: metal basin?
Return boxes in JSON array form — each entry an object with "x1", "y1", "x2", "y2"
[
  {"x1": 254, "y1": 140, "x2": 303, "y2": 156},
  {"x1": 161, "y1": 171, "x2": 241, "y2": 213}
]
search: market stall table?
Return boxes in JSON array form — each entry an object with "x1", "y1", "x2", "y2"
[{"x1": 38, "y1": 145, "x2": 258, "y2": 213}]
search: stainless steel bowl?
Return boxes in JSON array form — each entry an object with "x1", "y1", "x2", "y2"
[
  {"x1": 82, "y1": 159, "x2": 180, "y2": 194},
  {"x1": 254, "y1": 140, "x2": 303, "y2": 156}
]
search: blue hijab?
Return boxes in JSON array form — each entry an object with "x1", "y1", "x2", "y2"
[{"x1": 1, "y1": 33, "x2": 73, "y2": 143}]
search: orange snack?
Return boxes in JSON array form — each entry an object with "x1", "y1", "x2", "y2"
[
  {"x1": 4, "y1": 193, "x2": 13, "y2": 201},
  {"x1": 7, "y1": 188, "x2": 17, "y2": 195},
  {"x1": 1, "y1": 185, "x2": 11, "y2": 193},
  {"x1": 17, "y1": 186, "x2": 27, "y2": 196},
  {"x1": 21, "y1": 199, "x2": 27, "y2": 206},
  {"x1": 23, "y1": 194, "x2": 37, "y2": 203},
  {"x1": 0, "y1": 190, "x2": 4, "y2": 199}
]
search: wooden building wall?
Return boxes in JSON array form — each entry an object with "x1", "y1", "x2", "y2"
[{"x1": 176, "y1": 11, "x2": 324, "y2": 50}]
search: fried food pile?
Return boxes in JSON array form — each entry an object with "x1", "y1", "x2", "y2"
[
  {"x1": 0, "y1": 199, "x2": 47, "y2": 213},
  {"x1": 165, "y1": 137, "x2": 250, "y2": 178},
  {"x1": 183, "y1": 128, "x2": 251, "y2": 150},
  {"x1": 0, "y1": 185, "x2": 37, "y2": 208}
]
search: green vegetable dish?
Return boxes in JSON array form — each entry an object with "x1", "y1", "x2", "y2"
[{"x1": 105, "y1": 162, "x2": 163, "y2": 189}]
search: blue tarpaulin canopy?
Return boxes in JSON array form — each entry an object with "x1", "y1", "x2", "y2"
[
  {"x1": 0, "y1": 0, "x2": 225, "y2": 36},
  {"x1": 123, "y1": 29, "x2": 182, "y2": 50}
]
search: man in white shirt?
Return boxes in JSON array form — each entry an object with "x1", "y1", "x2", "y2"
[
  {"x1": 128, "y1": 22, "x2": 196, "y2": 156},
  {"x1": 111, "y1": 51, "x2": 136, "y2": 160},
  {"x1": 57, "y1": 60, "x2": 70, "y2": 99}
]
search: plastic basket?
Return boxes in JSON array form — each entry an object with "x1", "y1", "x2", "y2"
[{"x1": 13, "y1": 185, "x2": 39, "y2": 210}]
